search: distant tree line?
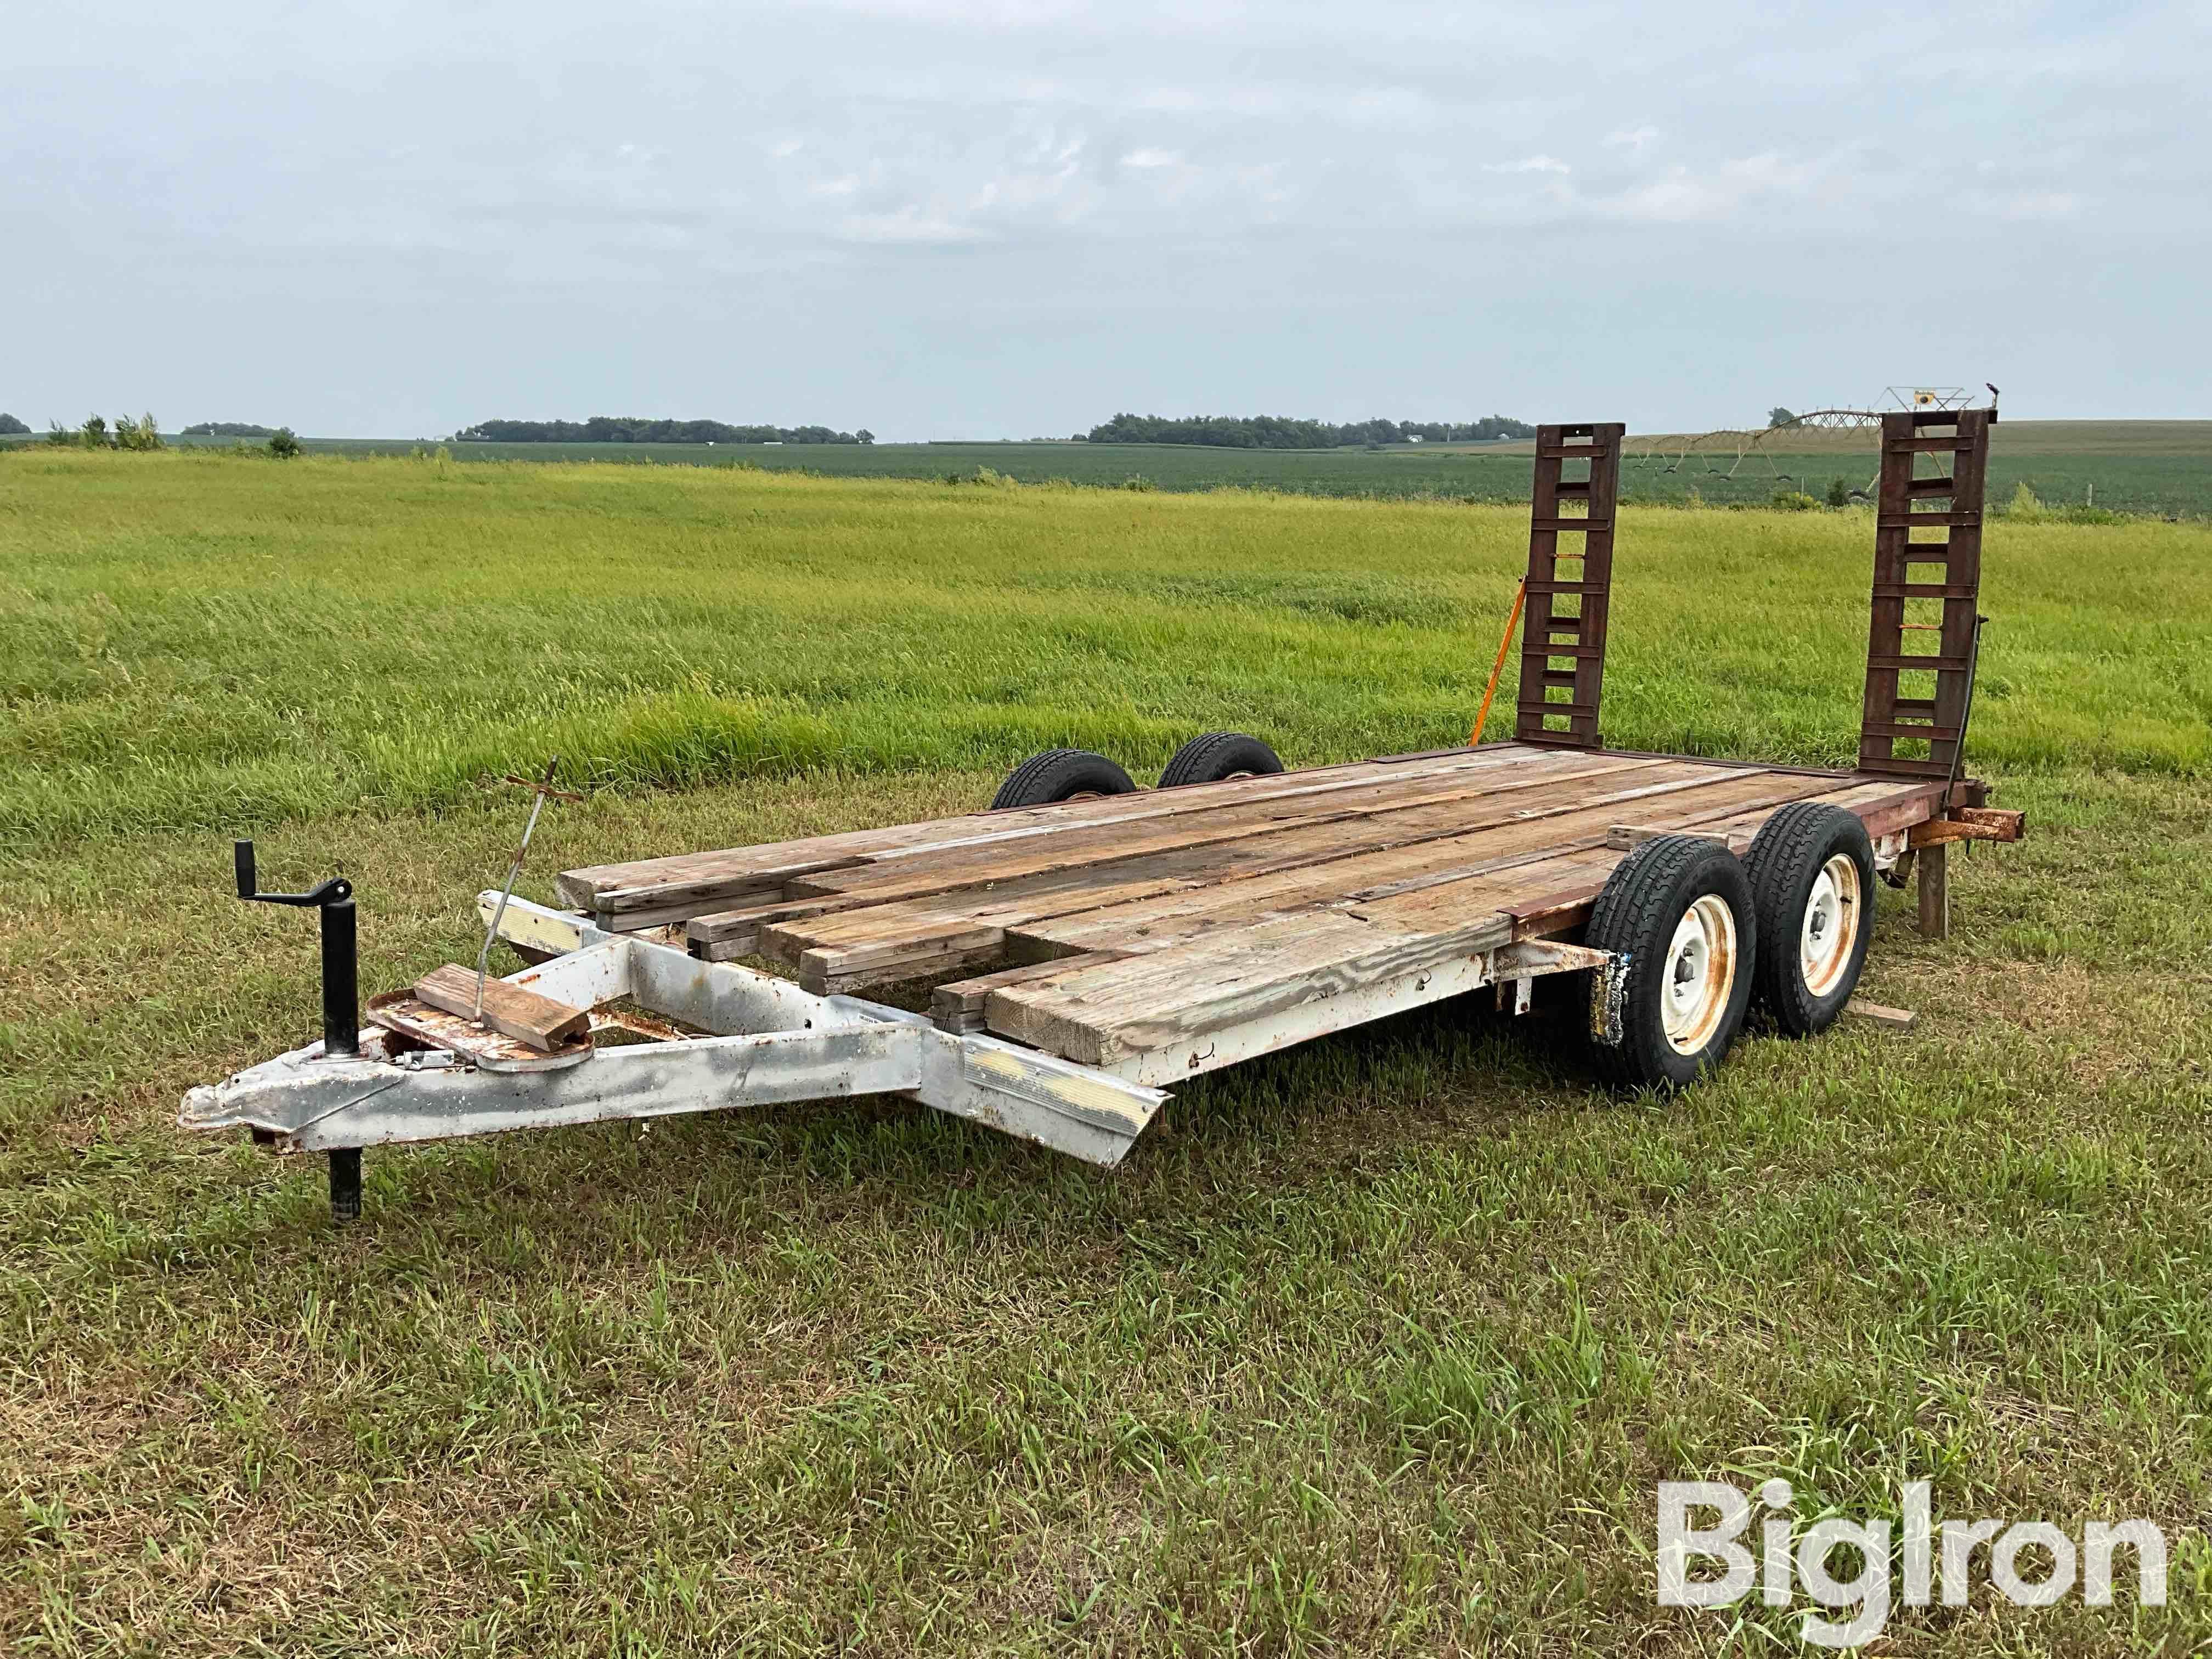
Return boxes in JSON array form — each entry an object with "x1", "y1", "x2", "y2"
[
  {"x1": 456, "y1": 417, "x2": 875, "y2": 445},
  {"x1": 46, "y1": 413, "x2": 166, "y2": 450},
  {"x1": 21, "y1": 412, "x2": 301, "y2": 458},
  {"x1": 1083, "y1": 413, "x2": 1535, "y2": 449}
]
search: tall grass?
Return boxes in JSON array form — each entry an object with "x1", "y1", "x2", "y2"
[{"x1": 3, "y1": 449, "x2": 2205, "y2": 848}]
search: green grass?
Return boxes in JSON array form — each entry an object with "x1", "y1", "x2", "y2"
[
  {"x1": 65, "y1": 417, "x2": 2212, "y2": 515},
  {"x1": 3, "y1": 449, "x2": 2210, "y2": 1654},
  {"x1": 3, "y1": 449, "x2": 2205, "y2": 848}
]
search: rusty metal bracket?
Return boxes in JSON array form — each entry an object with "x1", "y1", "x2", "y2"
[{"x1": 1589, "y1": 951, "x2": 1629, "y2": 1047}]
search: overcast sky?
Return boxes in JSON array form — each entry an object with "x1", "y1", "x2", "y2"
[{"x1": 5, "y1": 2, "x2": 2204, "y2": 438}]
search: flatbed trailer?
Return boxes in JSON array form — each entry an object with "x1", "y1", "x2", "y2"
[{"x1": 182, "y1": 413, "x2": 2026, "y2": 1216}]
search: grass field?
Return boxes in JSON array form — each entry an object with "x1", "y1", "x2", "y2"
[
  {"x1": 4, "y1": 449, "x2": 2211, "y2": 1654},
  {"x1": 87, "y1": 417, "x2": 2212, "y2": 516}
]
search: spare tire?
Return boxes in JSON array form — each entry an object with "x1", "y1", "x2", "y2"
[
  {"x1": 1157, "y1": 732, "x2": 1285, "y2": 788},
  {"x1": 990, "y1": 749, "x2": 1138, "y2": 810}
]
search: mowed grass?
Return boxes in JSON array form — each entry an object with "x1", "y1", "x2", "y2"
[{"x1": 3, "y1": 450, "x2": 2212, "y2": 1654}]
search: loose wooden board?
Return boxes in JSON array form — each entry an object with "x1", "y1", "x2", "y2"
[{"x1": 413, "y1": 963, "x2": 591, "y2": 1051}]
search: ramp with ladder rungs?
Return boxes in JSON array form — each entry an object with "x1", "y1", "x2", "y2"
[
  {"x1": 1516, "y1": 421, "x2": 1625, "y2": 751},
  {"x1": 1858, "y1": 406, "x2": 1995, "y2": 781}
]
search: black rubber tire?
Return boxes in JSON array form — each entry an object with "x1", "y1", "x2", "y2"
[
  {"x1": 1583, "y1": 835, "x2": 1757, "y2": 1088},
  {"x1": 1742, "y1": 802, "x2": 1876, "y2": 1036},
  {"x1": 989, "y1": 749, "x2": 1138, "y2": 810},
  {"x1": 1156, "y1": 732, "x2": 1285, "y2": 788}
]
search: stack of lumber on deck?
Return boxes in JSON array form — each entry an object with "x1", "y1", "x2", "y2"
[{"x1": 558, "y1": 743, "x2": 1953, "y2": 1071}]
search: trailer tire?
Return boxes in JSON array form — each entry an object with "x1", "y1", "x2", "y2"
[
  {"x1": 1157, "y1": 732, "x2": 1284, "y2": 788},
  {"x1": 1584, "y1": 836, "x2": 1756, "y2": 1088},
  {"x1": 1742, "y1": 803, "x2": 1875, "y2": 1036},
  {"x1": 990, "y1": 749, "x2": 1138, "y2": 810}
]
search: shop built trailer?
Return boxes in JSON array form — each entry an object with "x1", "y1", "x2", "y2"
[{"x1": 183, "y1": 412, "x2": 2025, "y2": 1218}]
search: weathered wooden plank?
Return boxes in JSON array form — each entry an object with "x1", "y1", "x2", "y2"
[
  {"x1": 686, "y1": 897, "x2": 852, "y2": 959},
  {"x1": 772, "y1": 910, "x2": 1010, "y2": 995},
  {"x1": 783, "y1": 754, "x2": 1664, "y2": 929},
  {"x1": 985, "y1": 911, "x2": 1513, "y2": 1068},
  {"x1": 412, "y1": 963, "x2": 590, "y2": 1051},
  {"x1": 930, "y1": 953, "x2": 1127, "y2": 1034},
  {"x1": 558, "y1": 743, "x2": 1555, "y2": 917},
  {"x1": 782, "y1": 759, "x2": 1761, "y2": 986},
  {"x1": 803, "y1": 939, "x2": 1009, "y2": 996},
  {"x1": 1288, "y1": 771, "x2": 1847, "y2": 929},
  {"x1": 1606, "y1": 823, "x2": 1752, "y2": 852},
  {"x1": 991, "y1": 768, "x2": 1826, "y2": 968},
  {"x1": 781, "y1": 749, "x2": 1664, "y2": 910},
  {"x1": 1369, "y1": 778, "x2": 1936, "y2": 943},
  {"x1": 1601, "y1": 779, "x2": 1942, "y2": 857}
]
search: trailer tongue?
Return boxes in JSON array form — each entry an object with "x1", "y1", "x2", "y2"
[
  {"x1": 181, "y1": 412, "x2": 2024, "y2": 1219},
  {"x1": 183, "y1": 891, "x2": 1172, "y2": 1176}
]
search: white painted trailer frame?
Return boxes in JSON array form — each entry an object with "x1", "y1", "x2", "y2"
[{"x1": 179, "y1": 891, "x2": 1616, "y2": 1206}]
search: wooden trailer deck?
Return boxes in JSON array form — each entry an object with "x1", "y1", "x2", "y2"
[
  {"x1": 555, "y1": 409, "x2": 2025, "y2": 1087},
  {"x1": 555, "y1": 745, "x2": 1973, "y2": 1081}
]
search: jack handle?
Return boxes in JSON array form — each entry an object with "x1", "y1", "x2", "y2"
[
  {"x1": 233, "y1": 840, "x2": 359, "y2": 1060},
  {"x1": 235, "y1": 840, "x2": 352, "y2": 909}
]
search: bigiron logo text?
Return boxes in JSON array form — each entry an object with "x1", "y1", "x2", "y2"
[{"x1": 1657, "y1": 1479, "x2": 2166, "y2": 1646}]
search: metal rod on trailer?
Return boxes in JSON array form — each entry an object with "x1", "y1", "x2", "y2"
[
  {"x1": 474, "y1": 757, "x2": 574, "y2": 1022},
  {"x1": 1944, "y1": 614, "x2": 1988, "y2": 805},
  {"x1": 1468, "y1": 578, "x2": 1526, "y2": 747}
]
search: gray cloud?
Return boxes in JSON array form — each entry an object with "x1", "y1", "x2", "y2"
[{"x1": 3, "y1": 1, "x2": 2203, "y2": 435}]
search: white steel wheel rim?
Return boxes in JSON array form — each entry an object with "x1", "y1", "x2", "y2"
[
  {"x1": 1800, "y1": 854, "x2": 1861, "y2": 998},
  {"x1": 1662, "y1": 894, "x2": 1739, "y2": 1056}
]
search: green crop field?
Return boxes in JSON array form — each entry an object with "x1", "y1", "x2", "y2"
[
  {"x1": 103, "y1": 417, "x2": 2212, "y2": 516},
  {"x1": 4, "y1": 448, "x2": 2211, "y2": 1654}
]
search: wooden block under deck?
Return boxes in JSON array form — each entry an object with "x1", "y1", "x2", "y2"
[
  {"x1": 412, "y1": 963, "x2": 590, "y2": 1051},
  {"x1": 1917, "y1": 842, "x2": 1950, "y2": 939}
]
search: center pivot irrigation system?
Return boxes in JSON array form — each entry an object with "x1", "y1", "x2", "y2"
[
  {"x1": 1627, "y1": 387, "x2": 1989, "y2": 493},
  {"x1": 184, "y1": 408, "x2": 2025, "y2": 1220}
]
